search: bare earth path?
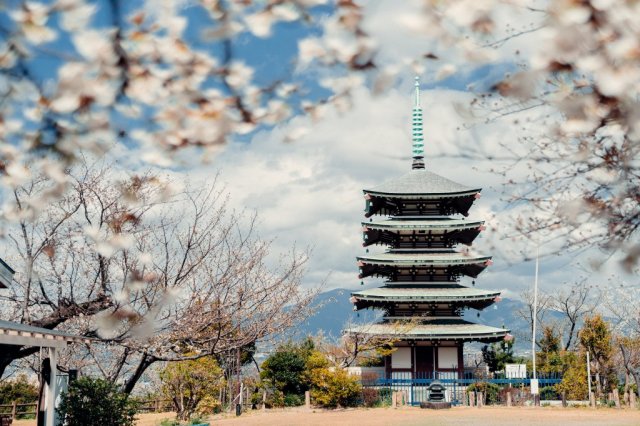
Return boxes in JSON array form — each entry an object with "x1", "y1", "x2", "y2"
[
  {"x1": 131, "y1": 406, "x2": 640, "y2": 426},
  {"x1": 13, "y1": 406, "x2": 640, "y2": 426}
]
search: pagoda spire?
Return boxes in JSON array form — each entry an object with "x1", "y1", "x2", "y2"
[{"x1": 411, "y1": 76, "x2": 425, "y2": 170}]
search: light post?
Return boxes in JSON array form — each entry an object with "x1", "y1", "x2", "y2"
[{"x1": 531, "y1": 245, "x2": 540, "y2": 404}]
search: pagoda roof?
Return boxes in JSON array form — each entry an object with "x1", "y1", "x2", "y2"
[
  {"x1": 357, "y1": 251, "x2": 491, "y2": 266},
  {"x1": 351, "y1": 286, "x2": 500, "y2": 310},
  {"x1": 363, "y1": 218, "x2": 483, "y2": 231},
  {"x1": 345, "y1": 318, "x2": 509, "y2": 343},
  {"x1": 363, "y1": 170, "x2": 480, "y2": 198},
  {"x1": 352, "y1": 286, "x2": 500, "y2": 302}
]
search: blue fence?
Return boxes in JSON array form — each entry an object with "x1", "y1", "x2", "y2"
[{"x1": 363, "y1": 371, "x2": 563, "y2": 406}]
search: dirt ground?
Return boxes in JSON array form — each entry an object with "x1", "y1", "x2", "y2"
[{"x1": 130, "y1": 406, "x2": 640, "y2": 426}]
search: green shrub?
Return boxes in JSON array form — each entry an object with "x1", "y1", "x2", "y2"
[
  {"x1": 283, "y1": 393, "x2": 304, "y2": 407},
  {"x1": 57, "y1": 377, "x2": 137, "y2": 426},
  {"x1": 0, "y1": 375, "x2": 38, "y2": 419},
  {"x1": 358, "y1": 355, "x2": 384, "y2": 367},
  {"x1": 250, "y1": 391, "x2": 264, "y2": 407},
  {"x1": 359, "y1": 387, "x2": 392, "y2": 408},
  {"x1": 540, "y1": 386, "x2": 560, "y2": 400},
  {"x1": 260, "y1": 340, "x2": 314, "y2": 396},
  {"x1": 0, "y1": 374, "x2": 38, "y2": 404},
  {"x1": 160, "y1": 357, "x2": 224, "y2": 421},
  {"x1": 556, "y1": 351, "x2": 588, "y2": 400},
  {"x1": 361, "y1": 388, "x2": 392, "y2": 407},
  {"x1": 265, "y1": 390, "x2": 285, "y2": 408},
  {"x1": 308, "y1": 366, "x2": 361, "y2": 408},
  {"x1": 467, "y1": 382, "x2": 501, "y2": 405},
  {"x1": 378, "y1": 388, "x2": 392, "y2": 403}
]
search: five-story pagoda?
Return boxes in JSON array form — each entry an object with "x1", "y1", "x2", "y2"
[{"x1": 347, "y1": 78, "x2": 509, "y2": 379}]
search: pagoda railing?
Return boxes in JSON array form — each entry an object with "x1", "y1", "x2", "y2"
[{"x1": 361, "y1": 371, "x2": 563, "y2": 406}]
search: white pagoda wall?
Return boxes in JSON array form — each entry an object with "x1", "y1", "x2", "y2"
[{"x1": 384, "y1": 342, "x2": 464, "y2": 379}]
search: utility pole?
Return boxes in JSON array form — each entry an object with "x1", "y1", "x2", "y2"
[
  {"x1": 531, "y1": 245, "x2": 540, "y2": 402},
  {"x1": 532, "y1": 245, "x2": 539, "y2": 378}
]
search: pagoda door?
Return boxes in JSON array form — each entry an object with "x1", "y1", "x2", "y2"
[{"x1": 414, "y1": 347, "x2": 434, "y2": 379}]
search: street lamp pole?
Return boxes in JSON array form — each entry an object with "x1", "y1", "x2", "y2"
[
  {"x1": 530, "y1": 244, "x2": 540, "y2": 404},
  {"x1": 532, "y1": 244, "x2": 539, "y2": 380}
]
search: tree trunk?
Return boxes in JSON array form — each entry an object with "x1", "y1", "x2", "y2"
[
  {"x1": 625, "y1": 371, "x2": 630, "y2": 404},
  {"x1": 122, "y1": 353, "x2": 156, "y2": 394},
  {"x1": 564, "y1": 322, "x2": 576, "y2": 351},
  {"x1": 595, "y1": 371, "x2": 602, "y2": 397},
  {"x1": 631, "y1": 370, "x2": 640, "y2": 398},
  {"x1": 0, "y1": 345, "x2": 40, "y2": 379}
]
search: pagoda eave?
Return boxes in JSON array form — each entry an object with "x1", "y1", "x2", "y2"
[
  {"x1": 352, "y1": 299, "x2": 496, "y2": 311},
  {"x1": 364, "y1": 194, "x2": 478, "y2": 218},
  {"x1": 362, "y1": 219, "x2": 485, "y2": 231},
  {"x1": 363, "y1": 190, "x2": 480, "y2": 199},
  {"x1": 346, "y1": 320, "x2": 510, "y2": 344},
  {"x1": 350, "y1": 287, "x2": 501, "y2": 311},
  {"x1": 357, "y1": 253, "x2": 491, "y2": 267},
  {"x1": 358, "y1": 263, "x2": 489, "y2": 280},
  {"x1": 363, "y1": 226, "x2": 482, "y2": 248}
]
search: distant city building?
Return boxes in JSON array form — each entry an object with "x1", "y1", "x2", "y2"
[{"x1": 346, "y1": 78, "x2": 510, "y2": 379}]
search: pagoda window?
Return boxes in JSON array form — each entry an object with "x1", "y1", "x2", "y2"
[
  {"x1": 392, "y1": 347, "x2": 412, "y2": 369},
  {"x1": 437, "y1": 347, "x2": 458, "y2": 369}
]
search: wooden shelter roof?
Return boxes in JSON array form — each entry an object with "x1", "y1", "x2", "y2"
[{"x1": 0, "y1": 320, "x2": 90, "y2": 348}]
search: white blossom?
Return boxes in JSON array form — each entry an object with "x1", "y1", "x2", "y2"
[
  {"x1": 226, "y1": 61, "x2": 254, "y2": 88},
  {"x1": 246, "y1": 12, "x2": 275, "y2": 38}
]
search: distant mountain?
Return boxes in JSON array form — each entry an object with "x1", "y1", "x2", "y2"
[
  {"x1": 297, "y1": 288, "x2": 379, "y2": 340},
  {"x1": 296, "y1": 288, "x2": 562, "y2": 354}
]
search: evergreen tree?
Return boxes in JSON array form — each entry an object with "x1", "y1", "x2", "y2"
[
  {"x1": 537, "y1": 326, "x2": 563, "y2": 374},
  {"x1": 482, "y1": 339, "x2": 515, "y2": 373},
  {"x1": 579, "y1": 315, "x2": 615, "y2": 395}
]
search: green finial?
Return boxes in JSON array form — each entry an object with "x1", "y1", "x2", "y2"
[{"x1": 412, "y1": 76, "x2": 425, "y2": 170}]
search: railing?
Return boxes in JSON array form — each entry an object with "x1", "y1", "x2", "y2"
[
  {"x1": 361, "y1": 371, "x2": 563, "y2": 406},
  {"x1": 135, "y1": 399, "x2": 173, "y2": 413},
  {"x1": 0, "y1": 398, "x2": 175, "y2": 421},
  {"x1": 0, "y1": 401, "x2": 38, "y2": 420}
]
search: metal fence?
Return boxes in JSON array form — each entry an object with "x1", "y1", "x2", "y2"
[{"x1": 361, "y1": 371, "x2": 563, "y2": 406}]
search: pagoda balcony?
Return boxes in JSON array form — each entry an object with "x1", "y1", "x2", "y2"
[
  {"x1": 357, "y1": 252, "x2": 492, "y2": 280},
  {"x1": 350, "y1": 286, "x2": 501, "y2": 311},
  {"x1": 362, "y1": 218, "x2": 484, "y2": 248},
  {"x1": 345, "y1": 318, "x2": 509, "y2": 343},
  {"x1": 365, "y1": 195, "x2": 478, "y2": 218}
]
